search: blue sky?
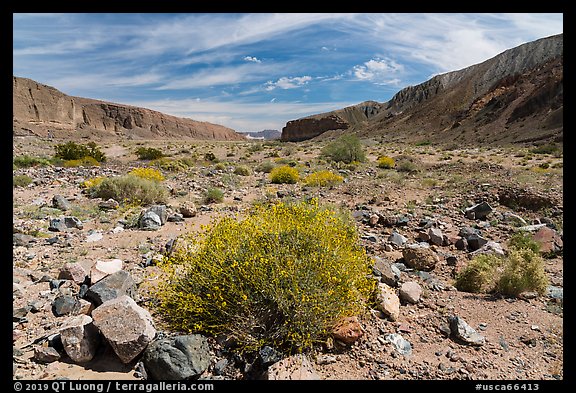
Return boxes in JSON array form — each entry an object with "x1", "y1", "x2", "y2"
[{"x1": 13, "y1": 13, "x2": 563, "y2": 133}]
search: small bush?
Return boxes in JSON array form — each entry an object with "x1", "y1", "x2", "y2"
[
  {"x1": 303, "y1": 170, "x2": 344, "y2": 187},
  {"x1": 13, "y1": 175, "x2": 33, "y2": 188},
  {"x1": 508, "y1": 232, "x2": 540, "y2": 253},
  {"x1": 63, "y1": 156, "x2": 101, "y2": 167},
  {"x1": 128, "y1": 167, "x2": 165, "y2": 182},
  {"x1": 136, "y1": 147, "x2": 164, "y2": 160},
  {"x1": 13, "y1": 155, "x2": 51, "y2": 168},
  {"x1": 90, "y1": 175, "x2": 167, "y2": 205},
  {"x1": 529, "y1": 144, "x2": 560, "y2": 155},
  {"x1": 415, "y1": 140, "x2": 432, "y2": 146},
  {"x1": 396, "y1": 160, "x2": 419, "y2": 173},
  {"x1": 203, "y1": 188, "x2": 224, "y2": 204},
  {"x1": 455, "y1": 246, "x2": 548, "y2": 297},
  {"x1": 81, "y1": 176, "x2": 105, "y2": 190},
  {"x1": 151, "y1": 199, "x2": 375, "y2": 353},
  {"x1": 54, "y1": 141, "x2": 106, "y2": 162},
  {"x1": 234, "y1": 165, "x2": 252, "y2": 176},
  {"x1": 256, "y1": 161, "x2": 275, "y2": 173},
  {"x1": 204, "y1": 152, "x2": 218, "y2": 162},
  {"x1": 152, "y1": 158, "x2": 192, "y2": 172},
  {"x1": 320, "y1": 135, "x2": 366, "y2": 164},
  {"x1": 270, "y1": 166, "x2": 299, "y2": 184},
  {"x1": 377, "y1": 156, "x2": 395, "y2": 169}
]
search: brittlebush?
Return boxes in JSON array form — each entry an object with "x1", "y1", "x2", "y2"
[{"x1": 152, "y1": 199, "x2": 375, "y2": 353}]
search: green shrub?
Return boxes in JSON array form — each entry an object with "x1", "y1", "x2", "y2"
[
  {"x1": 529, "y1": 144, "x2": 560, "y2": 155},
  {"x1": 270, "y1": 166, "x2": 299, "y2": 184},
  {"x1": 396, "y1": 160, "x2": 419, "y2": 173},
  {"x1": 214, "y1": 162, "x2": 227, "y2": 171},
  {"x1": 256, "y1": 161, "x2": 275, "y2": 173},
  {"x1": 13, "y1": 175, "x2": 33, "y2": 188},
  {"x1": 455, "y1": 247, "x2": 548, "y2": 297},
  {"x1": 204, "y1": 152, "x2": 218, "y2": 162},
  {"x1": 151, "y1": 158, "x2": 191, "y2": 172},
  {"x1": 415, "y1": 140, "x2": 432, "y2": 146},
  {"x1": 320, "y1": 135, "x2": 366, "y2": 164},
  {"x1": 303, "y1": 170, "x2": 344, "y2": 187},
  {"x1": 377, "y1": 156, "x2": 395, "y2": 169},
  {"x1": 54, "y1": 141, "x2": 106, "y2": 162},
  {"x1": 203, "y1": 188, "x2": 224, "y2": 204},
  {"x1": 151, "y1": 199, "x2": 375, "y2": 353},
  {"x1": 136, "y1": 147, "x2": 164, "y2": 160},
  {"x1": 234, "y1": 165, "x2": 252, "y2": 176},
  {"x1": 508, "y1": 232, "x2": 540, "y2": 253},
  {"x1": 13, "y1": 155, "x2": 51, "y2": 168},
  {"x1": 90, "y1": 175, "x2": 167, "y2": 205}
]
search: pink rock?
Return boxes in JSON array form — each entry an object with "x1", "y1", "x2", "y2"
[
  {"x1": 58, "y1": 263, "x2": 87, "y2": 284},
  {"x1": 332, "y1": 316, "x2": 363, "y2": 345},
  {"x1": 90, "y1": 259, "x2": 123, "y2": 284}
]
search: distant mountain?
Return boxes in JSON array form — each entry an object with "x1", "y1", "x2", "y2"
[
  {"x1": 244, "y1": 129, "x2": 281, "y2": 140},
  {"x1": 13, "y1": 76, "x2": 246, "y2": 141},
  {"x1": 281, "y1": 34, "x2": 563, "y2": 146}
]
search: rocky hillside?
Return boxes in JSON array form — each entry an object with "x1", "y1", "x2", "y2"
[
  {"x1": 281, "y1": 34, "x2": 563, "y2": 145},
  {"x1": 13, "y1": 77, "x2": 246, "y2": 141}
]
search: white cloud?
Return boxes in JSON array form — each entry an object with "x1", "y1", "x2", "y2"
[
  {"x1": 265, "y1": 76, "x2": 312, "y2": 90},
  {"x1": 243, "y1": 56, "x2": 262, "y2": 63},
  {"x1": 352, "y1": 58, "x2": 404, "y2": 85}
]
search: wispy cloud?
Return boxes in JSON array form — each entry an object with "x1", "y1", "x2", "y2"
[{"x1": 352, "y1": 57, "x2": 404, "y2": 85}]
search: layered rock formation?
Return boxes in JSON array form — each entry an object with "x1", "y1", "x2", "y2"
[
  {"x1": 281, "y1": 34, "x2": 563, "y2": 145},
  {"x1": 13, "y1": 77, "x2": 246, "y2": 141}
]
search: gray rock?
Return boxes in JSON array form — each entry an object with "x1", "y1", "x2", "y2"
[
  {"x1": 85, "y1": 231, "x2": 103, "y2": 243},
  {"x1": 465, "y1": 202, "x2": 493, "y2": 220},
  {"x1": 470, "y1": 241, "x2": 505, "y2": 256},
  {"x1": 376, "y1": 283, "x2": 400, "y2": 321},
  {"x1": 517, "y1": 224, "x2": 548, "y2": 232},
  {"x1": 546, "y1": 286, "x2": 563, "y2": 300},
  {"x1": 148, "y1": 205, "x2": 167, "y2": 225},
  {"x1": 259, "y1": 346, "x2": 283, "y2": 367},
  {"x1": 138, "y1": 211, "x2": 162, "y2": 230},
  {"x1": 213, "y1": 359, "x2": 228, "y2": 375},
  {"x1": 399, "y1": 281, "x2": 422, "y2": 304},
  {"x1": 402, "y1": 244, "x2": 439, "y2": 271},
  {"x1": 98, "y1": 198, "x2": 120, "y2": 210},
  {"x1": 13, "y1": 233, "x2": 36, "y2": 247},
  {"x1": 52, "y1": 295, "x2": 80, "y2": 317},
  {"x1": 458, "y1": 227, "x2": 481, "y2": 238},
  {"x1": 34, "y1": 346, "x2": 61, "y2": 363},
  {"x1": 428, "y1": 227, "x2": 444, "y2": 246},
  {"x1": 52, "y1": 195, "x2": 72, "y2": 211},
  {"x1": 85, "y1": 270, "x2": 136, "y2": 306},
  {"x1": 168, "y1": 213, "x2": 185, "y2": 222},
  {"x1": 448, "y1": 315, "x2": 485, "y2": 346},
  {"x1": 265, "y1": 354, "x2": 321, "y2": 380},
  {"x1": 372, "y1": 256, "x2": 400, "y2": 287},
  {"x1": 466, "y1": 233, "x2": 489, "y2": 251},
  {"x1": 59, "y1": 315, "x2": 100, "y2": 363},
  {"x1": 455, "y1": 237, "x2": 468, "y2": 251},
  {"x1": 48, "y1": 216, "x2": 83, "y2": 232},
  {"x1": 92, "y1": 295, "x2": 156, "y2": 364},
  {"x1": 143, "y1": 334, "x2": 210, "y2": 380},
  {"x1": 13, "y1": 306, "x2": 31, "y2": 322},
  {"x1": 58, "y1": 263, "x2": 87, "y2": 284},
  {"x1": 388, "y1": 231, "x2": 407, "y2": 247},
  {"x1": 385, "y1": 333, "x2": 412, "y2": 356}
]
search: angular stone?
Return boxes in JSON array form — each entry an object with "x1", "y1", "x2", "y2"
[
  {"x1": 168, "y1": 213, "x2": 184, "y2": 222},
  {"x1": 34, "y1": 346, "x2": 61, "y2": 363},
  {"x1": 85, "y1": 270, "x2": 136, "y2": 306},
  {"x1": 369, "y1": 214, "x2": 380, "y2": 226},
  {"x1": 13, "y1": 233, "x2": 36, "y2": 247},
  {"x1": 448, "y1": 315, "x2": 485, "y2": 346},
  {"x1": 265, "y1": 354, "x2": 321, "y2": 380},
  {"x1": 455, "y1": 237, "x2": 468, "y2": 251},
  {"x1": 470, "y1": 241, "x2": 505, "y2": 256},
  {"x1": 59, "y1": 315, "x2": 100, "y2": 363},
  {"x1": 372, "y1": 256, "x2": 400, "y2": 287},
  {"x1": 385, "y1": 333, "x2": 412, "y2": 356},
  {"x1": 52, "y1": 295, "x2": 80, "y2": 316},
  {"x1": 48, "y1": 216, "x2": 83, "y2": 232},
  {"x1": 376, "y1": 283, "x2": 400, "y2": 321},
  {"x1": 58, "y1": 263, "x2": 87, "y2": 284},
  {"x1": 402, "y1": 245, "x2": 439, "y2": 271},
  {"x1": 138, "y1": 211, "x2": 162, "y2": 230},
  {"x1": 99, "y1": 198, "x2": 120, "y2": 210},
  {"x1": 148, "y1": 205, "x2": 167, "y2": 225},
  {"x1": 90, "y1": 259, "x2": 123, "y2": 285},
  {"x1": 388, "y1": 231, "x2": 407, "y2": 247},
  {"x1": 86, "y1": 231, "x2": 103, "y2": 243},
  {"x1": 399, "y1": 281, "x2": 423, "y2": 304},
  {"x1": 332, "y1": 316, "x2": 363, "y2": 345},
  {"x1": 465, "y1": 202, "x2": 493, "y2": 220},
  {"x1": 179, "y1": 202, "x2": 197, "y2": 218},
  {"x1": 52, "y1": 195, "x2": 72, "y2": 211},
  {"x1": 92, "y1": 295, "x2": 156, "y2": 364},
  {"x1": 428, "y1": 227, "x2": 444, "y2": 246},
  {"x1": 143, "y1": 335, "x2": 210, "y2": 380},
  {"x1": 467, "y1": 233, "x2": 489, "y2": 251},
  {"x1": 532, "y1": 226, "x2": 563, "y2": 254},
  {"x1": 258, "y1": 346, "x2": 283, "y2": 367}
]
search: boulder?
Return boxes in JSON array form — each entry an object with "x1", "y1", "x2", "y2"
[
  {"x1": 402, "y1": 244, "x2": 439, "y2": 271},
  {"x1": 90, "y1": 259, "x2": 123, "y2": 284},
  {"x1": 376, "y1": 283, "x2": 400, "y2": 321},
  {"x1": 85, "y1": 270, "x2": 136, "y2": 306},
  {"x1": 332, "y1": 316, "x2": 363, "y2": 345},
  {"x1": 59, "y1": 315, "x2": 100, "y2": 363},
  {"x1": 58, "y1": 263, "x2": 87, "y2": 284},
  {"x1": 399, "y1": 281, "x2": 422, "y2": 304}
]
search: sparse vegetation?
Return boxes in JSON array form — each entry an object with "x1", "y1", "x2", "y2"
[
  {"x1": 54, "y1": 141, "x2": 106, "y2": 162},
  {"x1": 128, "y1": 167, "x2": 165, "y2": 182},
  {"x1": 63, "y1": 156, "x2": 101, "y2": 167},
  {"x1": 320, "y1": 135, "x2": 366, "y2": 164},
  {"x1": 151, "y1": 199, "x2": 375, "y2": 353},
  {"x1": 88, "y1": 175, "x2": 168, "y2": 205},
  {"x1": 13, "y1": 155, "x2": 52, "y2": 169},
  {"x1": 376, "y1": 155, "x2": 395, "y2": 169},
  {"x1": 234, "y1": 165, "x2": 251, "y2": 176},
  {"x1": 13, "y1": 175, "x2": 33, "y2": 188},
  {"x1": 136, "y1": 147, "x2": 164, "y2": 160},
  {"x1": 203, "y1": 187, "x2": 224, "y2": 204},
  {"x1": 529, "y1": 143, "x2": 560, "y2": 155},
  {"x1": 303, "y1": 170, "x2": 344, "y2": 187},
  {"x1": 255, "y1": 161, "x2": 275, "y2": 173}
]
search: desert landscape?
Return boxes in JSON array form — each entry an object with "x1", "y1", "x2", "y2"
[{"x1": 13, "y1": 29, "x2": 563, "y2": 382}]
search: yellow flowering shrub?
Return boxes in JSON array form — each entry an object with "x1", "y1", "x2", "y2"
[
  {"x1": 128, "y1": 167, "x2": 165, "y2": 182},
  {"x1": 303, "y1": 170, "x2": 344, "y2": 187},
  {"x1": 377, "y1": 155, "x2": 395, "y2": 169},
  {"x1": 269, "y1": 165, "x2": 299, "y2": 184},
  {"x1": 152, "y1": 199, "x2": 375, "y2": 353},
  {"x1": 81, "y1": 176, "x2": 105, "y2": 189}
]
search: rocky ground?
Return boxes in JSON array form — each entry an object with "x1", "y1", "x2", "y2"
[{"x1": 12, "y1": 136, "x2": 563, "y2": 381}]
